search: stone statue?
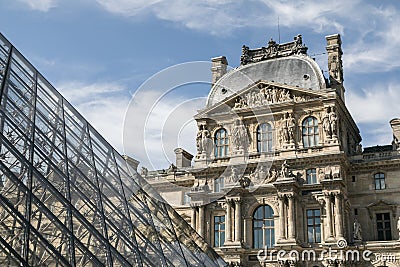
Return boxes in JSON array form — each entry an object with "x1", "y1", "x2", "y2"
[
  {"x1": 281, "y1": 113, "x2": 290, "y2": 144},
  {"x1": 196, "y1": 126, "x2": 203, "y2": 152},
  {"x1": 240, "y1": 45, "x2": 252, "y2": 65},
  {"x1": 280, "y1": 160, "x2": 289, "y2": 178},
  {"x1": 329, "y1": 108, "x2": 338, "y2": 136},
  {"x1": 196, "y1": 125, "x2": 210, "y2": 154},
  {"x1": 140, "y1": 166, "x2": 148, "y2": 177},
  {"x1": 167, "y1": 163, "x2": 177, "y2": 174},
  {"x1": 322, "y1": 108, "x2": 331, "y2": 138},
  {"x1": 353, "y1": 218, "x2": 362, "y2": 241},
  {"x1": 322, "y1": 106, "x2": 338, "y2": 139},
  {"x1": 265, "y1": 167, "x2": 278, "y2": 183},
  {"x1": 227, "y1": 166, "x2": 239, "y2": 184},
  {"x1": 292, "y1": 34, "x2": 303, "y2": 54},
  {"x1": 397, "y1": 217, "x2": 400, "y2": 240},
  {"x1": 280, "y1": 112, "x2": 296, "y2": 144},
  {"x1": 287, "y1": 112, "x2": 296, "y2": 143},
  {"x1": 231, "y1": 119, "x2": 247, "y2": 151}
]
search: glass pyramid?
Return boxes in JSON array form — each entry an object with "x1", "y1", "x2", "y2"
[{"x1": 0, "y1": 33, "x2": 225, "y2": 267}]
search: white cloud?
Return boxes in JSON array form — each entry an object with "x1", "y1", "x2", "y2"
[
  {"x1": 18, "y1": 0, "x2": 57, "y2": 12},
  {"x1": 122, "y1": 88, "x2": 206, "y2": 170},
  {"x1": 95, "y1": 0, "x2": 358, "y2": 36},
  {"x1": 344, "y1": 5, "x2": 400, "y2": 73},
  {"x1": 347, "y1": 82, "x2": 400, "y2": 146},
  {"x1": 347, "y1": 82, "x2": 400, "y2": 124},
  {"x1": 57, "y1": 81, "x2": 130, "y2": 152}
]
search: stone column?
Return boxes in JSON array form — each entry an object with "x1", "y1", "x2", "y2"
[
  {"x1": 198, "y1": 205, "x2": 205, "y2": 237},
  {"x1": 287, "y1": 194, "x2": 296, "y2": 240},
  {"x1": 225, "y1": 199, "x2": 232, "y2": 242},
  {"x1": 335, "y1": 193, "x2": 344, "y2": 238},
  {"x1": 325, "y1": 193, "x2": 334, "y2": 239},
  {"x1": 278, "y1": 195, "x2": 286, "y2": 240},
  {"x1": 234, "y1": 199, "x2": 242, "y2": 243},
  {"x1": 191, "y1": 206, "x2": 197, "y2": 230}
]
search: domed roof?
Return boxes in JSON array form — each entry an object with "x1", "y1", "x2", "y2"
[{"x1": 207, "y1": 54, "x2": 327, "y2": 107}]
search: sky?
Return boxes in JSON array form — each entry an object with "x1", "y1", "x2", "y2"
[{"x1": 1, "y1": 0, "x2": 399, "y2": 170}]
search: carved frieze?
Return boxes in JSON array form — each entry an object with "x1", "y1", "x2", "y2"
[{"x1": 232, "y1": 85, "x2": 319, "y2": 111}]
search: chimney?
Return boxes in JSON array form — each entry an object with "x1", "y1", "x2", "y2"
[
  {"x1": 390, "y1": 118, "x2": 400, "y2": 150},
  {"x1": 174, "y1": 148, "x2": 194, "y2": 168},
  {"x1": 211, "y1": 56, "x2": 228, "y2": 86},
  {"x1": 326, "y1": 34, "x2": 345, "y2": 100}
]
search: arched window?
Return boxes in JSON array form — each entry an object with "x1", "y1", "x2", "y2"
[
  {"x1": 257, "y1": 123, "x2": 273, "y2": 153},
  {"x1": 302, "y1": 117, "x2": 319, "y2": 148},
  {"x1": 214, "y1": 128, "x2": 229, "y2": 158},
  {"x1": 253, "y1": 205, "x2": 274, "y2": 249},
  {"x1": 374, "y1": 173, "x2": 385, "y2": 190}
]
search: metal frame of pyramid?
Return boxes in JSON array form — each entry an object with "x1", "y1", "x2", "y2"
[{"x1": 0, "y1": 33, "x2": 226, "y2": 267}]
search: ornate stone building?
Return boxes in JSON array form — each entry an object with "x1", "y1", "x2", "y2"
[{"x1": 145, "y1": 34, "x2": 400, "y2": 266}]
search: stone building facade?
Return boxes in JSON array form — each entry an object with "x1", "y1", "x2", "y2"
[{"x1": 144, "y1": 34, "x2": 400, "y2": 266}]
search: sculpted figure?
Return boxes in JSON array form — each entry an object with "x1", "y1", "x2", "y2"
[
  {"x1": 197, "y1": 125, "x2": 210, "y2": 154},
  {"x1": 280, "y1": 160, "x2": 289, "y2": 178},
  {"x1": 140, "y1": 166, "x2": 148, "y2": 177},
  {"x1": 397, "y1": 217, "x2": 400, "y2": 240},
  {"x1": 329, "y1": 108, "x2": 338, "y2": 136},
  {"x1": 287, "y1": 113, "x2": 296, "y2": 143},
  {"x1": 281, "y1": 113, "x2": 290, "y2": 143},
  {"x1": 353, "y1": 218, "x2": 362, "y2": 241},
  {"x1": 231, "y1": 119, "x2": 247, "y2": 151},
  {"x1": 240, "y1": 45, "x2": 252, "y2": 65},
  {"x1": 322, "y1": 106, "x2": 338, "y2": 139},
  {"x1": 227, "y1": 166, "x2": 239, "y2": 183},
  {"x1": 322, "y1": 107, "x2": 331, "y2": 138}
]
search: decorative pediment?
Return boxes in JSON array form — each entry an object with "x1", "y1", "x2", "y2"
[
  {"x1": 366, "y1": 200, "x2": 397, "y2": 219},
  {"x1": 196, "y1": 81, "x2": 329, "y2": 119}
]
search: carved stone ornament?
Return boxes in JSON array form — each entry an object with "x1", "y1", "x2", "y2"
[{"x1": 240, "y1": 34, "x2": 308, "y2": 65}]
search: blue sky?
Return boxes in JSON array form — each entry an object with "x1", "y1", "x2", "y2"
[{"x1": 1, "y1": 0, "x2": 399, "y2": 169}]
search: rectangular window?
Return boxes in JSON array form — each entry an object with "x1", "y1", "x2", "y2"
[
  {"x1": 374, "y1": 173, "x2": 385, "y2": 190},
  {"x1": 214, "y1": 216, "x2": 225, "y2": 247},
  {"x1": 307, "y1": 209, "x2": 321, "y2": 243},
  {"x1": 214, "y1": 177, "x2": 224, "y2": 193},
  {"x1": 182, "y1": 192, "x2": 190, "y2": 205},
  {"x1": 376, "y1": 213, "x2": 392, "y2": 241},
  {"x1": 306, "y1": 169, "x2": 317, "y2": 184}
]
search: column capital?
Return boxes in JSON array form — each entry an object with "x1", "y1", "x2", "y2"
[{"x1": 233, "y1": 198, "x2": 242, "y2": 204}]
